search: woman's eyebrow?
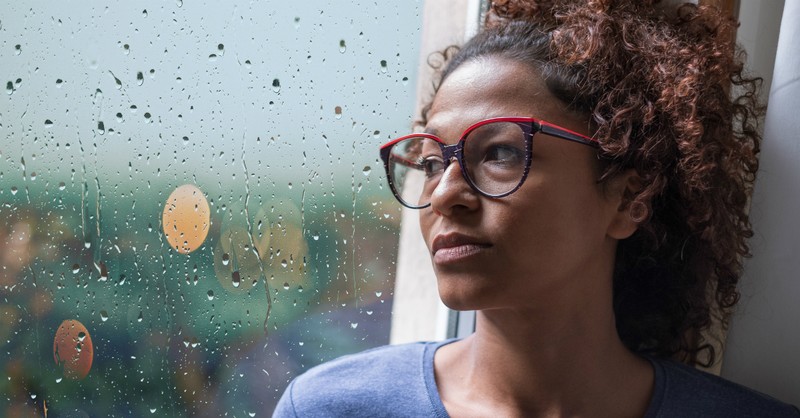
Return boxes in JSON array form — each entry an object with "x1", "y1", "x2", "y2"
[{"x1": 423, "y1": 127, "x2": 439, "y2": 136}]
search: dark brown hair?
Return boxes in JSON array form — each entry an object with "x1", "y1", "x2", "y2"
[{"x1": 421, "y1": 0, "x2": 763, "y2": 367}]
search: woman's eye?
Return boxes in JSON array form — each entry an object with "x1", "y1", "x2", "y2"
[
  {"x1": 419, "y1": 156, "x2": 444, "y2": 177},
  {"x1": 484, "y1": 145, "x2": 524, "y2": 164}
]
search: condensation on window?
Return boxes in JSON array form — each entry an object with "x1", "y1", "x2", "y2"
[{"x1": 0, "y1": 0, "x2": 420, "y2": 415}]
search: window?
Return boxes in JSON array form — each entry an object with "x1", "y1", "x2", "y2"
[{"x1": 1, "y1": 1, "x2": 421, "y2": 415}]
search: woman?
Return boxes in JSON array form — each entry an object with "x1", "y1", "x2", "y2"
[{"x1": 274, "y1": 1, "x2": 799, "y2": 416}]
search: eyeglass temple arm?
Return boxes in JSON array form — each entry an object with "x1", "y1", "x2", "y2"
[
  {"x1": 385, "y1": 154, "x2": 423, "y2": 170},
  {"x1": 538, "y1": 122, "x2": 599, "y2": 148}
]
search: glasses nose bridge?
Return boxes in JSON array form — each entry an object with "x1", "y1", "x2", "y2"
[{"x1": 439, "y1": 142, "x2": 461, "y2": 168}]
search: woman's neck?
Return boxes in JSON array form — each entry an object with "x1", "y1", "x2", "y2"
[{"x1": 434, "y1": 302, "x2": 654, "y2": 418}]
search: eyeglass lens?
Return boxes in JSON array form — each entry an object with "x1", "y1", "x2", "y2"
[{"x1": 387, "y1": 121, "x2": 529, "y2": 208}]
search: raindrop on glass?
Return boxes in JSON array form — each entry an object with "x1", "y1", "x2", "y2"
[
  {"x1": 100, "y1": 310, "x2": 109, "y2": 321},
  {"x1": 339, "y1": 40, "x2": 346, "y2": 53},
  {"x1": 334, "y1": 106, "x2": 342, "y2": 119},
  {"x1": 380, "y1": 60, "x2": 388, "y2": 73},
  {"x1": 136, "y1": 71, "x2": 144, "y2": 86},
  {"x1": 362, "y1": 166, "x2": 371, "y2": 176},
  {"x1": 271, "y1": 78, "x2": 281, "y2": 93},
  {"x1": 231, "y1": 271, "x2": 241, "y2": 288},
  {"x1": 282, "y1": 282, "x2": 290, "y2": 290},
  {"x1": 207, "y1": 290, "x2": 214, "y2": 300},
  {"x1": 222, "y1": 253, "x2": 230, "y2": 266}
]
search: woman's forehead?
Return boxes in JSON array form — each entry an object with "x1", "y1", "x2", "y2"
[{"x1": 425, "y1": 57, "x2": 579, "y2": 135}]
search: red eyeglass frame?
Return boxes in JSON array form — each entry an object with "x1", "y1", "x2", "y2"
[{"x1": 379, "y1": 116, "x2": 599, "y2": 209}]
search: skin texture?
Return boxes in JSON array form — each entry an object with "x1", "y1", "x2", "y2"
[{"x1": 422, "y1": 56, "x2": 653, "y2": 417}]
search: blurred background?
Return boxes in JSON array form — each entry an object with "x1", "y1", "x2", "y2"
[{"x1": 0, "y1": 0, "x2": 422, "y2": 416}]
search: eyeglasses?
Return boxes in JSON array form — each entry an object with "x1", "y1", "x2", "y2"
[{"x1": 379, "y1": 117, "x2": 598, "y2": 209}]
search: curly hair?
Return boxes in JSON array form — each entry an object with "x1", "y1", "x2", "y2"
[{"x1": 420, "y1": 0, "x2": 764, "y2": 367}]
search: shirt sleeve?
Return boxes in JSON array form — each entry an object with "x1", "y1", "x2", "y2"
[{"x1": 272, "y1": 379, "x2": 299, "y2": 418}]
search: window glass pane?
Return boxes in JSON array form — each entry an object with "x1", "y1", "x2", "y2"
[{"x1": 1, "y1": 1, "x2": 420, "y2": 415}]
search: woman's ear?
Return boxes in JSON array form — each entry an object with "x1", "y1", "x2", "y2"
[{"x1": 606, "y1": 169, "x2": 648, "y2": 240}]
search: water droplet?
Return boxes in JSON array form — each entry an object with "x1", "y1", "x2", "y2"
[
  {"x1": 123, "y1": 44, "x2": 130, "y2": 55},
  {"x1": 55, "y1": 377, "x2": 63, "y2": 383},
  {"x1": 100, "y1": 310, "x2": 108, "y2": 321},
  {"x1": 271, "y1": 78, "x2": 281, "y2": 93},
  {"x1": 297, "y1": 285, "x2": 304, "y2": 293},
  {"x1": 6, "y1": 81, "x2": 13, "y2": 95},
  {"x1": 150, "y1": 408, "x2": 157, "y2": 414},
  {"x1": 99, "y1": 261, "x2": 108, "y2": 281},
  {"x1": 137, "y1": 311, "x2": 143, "y2": 322},
  {"x1": 14, "y1": 44, "x2": 21, "y2": 55},
  {"x1": 44, "y1": 119, "x2": 53, "y2": 127},
  {"x1": 10, "y1": 186, "x2": 18, "y2": 195},
  {"x1": 97, "y1": 121, "x2": 105, "y2": 135},
  {"x1": 72, "y1": 264, "x2": 80, "y2": 274},
  {"x1": 77, "y1": 332, "x2": 86, "y2": 342},
  {"x1": 282, "y1": 282, "x2": 290, "y2": 290},
  {"x1": 334, "y1": 106, "x2": 342, "y2": 119},
  {"x1": 380, "y1": 60, "x2": 388, "y2": 73},
  {"x1": 375, "y1": 291, "x2": 382, "y2": 297},
  {"x1": 142, "y1": 9, "x2": 148, "y2": 17},
  {"x1": 182, "y1": 136, "x2": 189, "y2": 143},
  {"x1": 350, "y1": 322, "x2": 358, "y2": 329},
  {"x1": 312, "y1": 232, "x2": 319, "y2": 241},
  {"x1": 217, "y1": 43, "x2": 224, "y2": 51},
  {"x1": 207, "y1": 290, "x2": 214, "y2": 300},
  {"x1": 372, "y1": 130, "x2": 381, "y2": 138},
  {"x1": 136, "y1": 71, "x2": 144, "y2": 86},
  {"x1": 231, "y1": 271, "x2": 241, "y2": 288},
  {"x1": 59, "y1": 182, "x2": 66, "y2": 190},
  {"x1": 339, "y1": 39, "x2": 346, "y2": 53},
  {"x1": 362, "y1": 166, "x2": 371, "y2": 176},
  {"x1": 29, "y1": 172, "x2": 36, "y2": 181},
  {"x1": 222, "y1": 253, "x2": 230, "y2": 266},
  {"x1": 249, "y1": 413, "x2": 256, "y2": 417},
  {"x1": 281, "y1": 259, "x2": 288, "y2": 268},
  {"x1": 30, "y1": 393, "x2": 36, "y2": 399},
  {"x1": 402, "y1": 76, "x2": 409, "y2": 85}
]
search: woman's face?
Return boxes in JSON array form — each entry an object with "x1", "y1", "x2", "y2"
[{"x1": 420, "y1": 56, "x2": 629, "y2": 312}]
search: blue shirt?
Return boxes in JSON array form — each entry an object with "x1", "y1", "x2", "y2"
[{"x1": 273, "y1": 340, "x2": 799, "y2": 417}]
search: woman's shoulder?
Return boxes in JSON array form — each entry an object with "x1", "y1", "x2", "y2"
[
  {"x1": 273, "y1": 341, "x2": 447, "y2": 417},
  {"x1": 647, "y1": 357, "x2": 800, "y2": 418}
]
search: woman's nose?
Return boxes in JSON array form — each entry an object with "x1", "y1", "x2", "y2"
[{"x1": 428, "y1": 158, "x2": 480, "y2": 216}]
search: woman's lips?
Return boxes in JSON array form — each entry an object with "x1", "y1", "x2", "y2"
[{"x1": 431, "y1": 233, "x2": 492, "y2": 264}]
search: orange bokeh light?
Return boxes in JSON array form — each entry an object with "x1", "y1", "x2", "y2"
[
  {"x1": 53, "y1": 319, "x2": 93, "y2": 380},
  {"x1": 162, "y1": 184, "x2": 211, "y2": 254}
]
